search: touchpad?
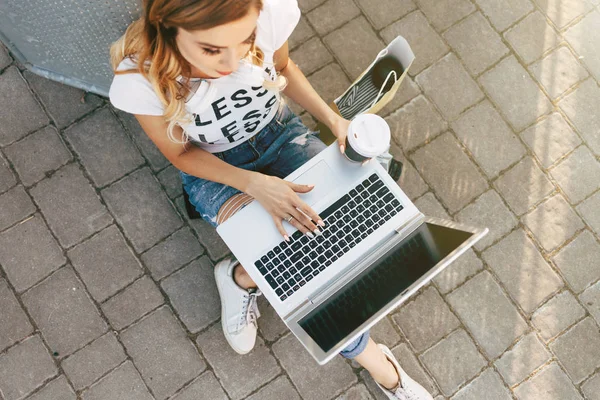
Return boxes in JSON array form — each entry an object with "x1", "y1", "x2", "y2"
[{"x1": 292, "y1": 160, "x2": 337, "y2": 207}]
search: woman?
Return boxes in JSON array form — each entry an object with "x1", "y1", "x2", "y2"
[{"x1": 109, "y1": 0, "x2": 432, "y2": 398}]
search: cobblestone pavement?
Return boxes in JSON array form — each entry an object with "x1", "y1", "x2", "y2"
[{"x1": 1, "y1": 0, "x2": 600, "y2": 399}]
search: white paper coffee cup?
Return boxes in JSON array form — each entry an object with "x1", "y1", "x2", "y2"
[{"x1": 344, "y1": 114, "x2": 391, "y2": 163}]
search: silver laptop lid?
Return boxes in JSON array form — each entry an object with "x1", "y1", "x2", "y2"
[{"x1": 287, "y1": 216, "x2": 488, "y2": 365}]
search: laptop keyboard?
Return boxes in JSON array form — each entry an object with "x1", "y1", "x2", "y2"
[{"x1": 254, "y1": 173, "x2": 404, "y2": 301}]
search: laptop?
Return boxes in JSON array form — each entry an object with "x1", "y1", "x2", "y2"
[{"x1": 217, "y1": 141, "x2": 488, "y2": 364}]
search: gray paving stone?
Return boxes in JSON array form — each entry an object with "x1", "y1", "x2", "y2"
[
  {"x1": 551, "y1": 146, "x2": 600, "y2": 204},
  {"x1": 81, "y1": 361, "x2": 153, "y2": 400},
  {"x1": 64, "y1": 108, "x2": 145, "y2": 187},
  {"x1": 289, "y1": 16, "x2": 315, "y2": 50},
  {"x1": 298, "y1": 0, "x2": 327, "y2": 11},
  {"x1": 504, "y1": 11, "x2": 561, "y2": 64},
  {"x1": 494, "y1": 157, "x2": 555, "y2": 216},
  {"x1": 559, "y1": 79, "x2": 600, "y2": 156},
  {"x1": 272, "y1": 333, "x2": 356, "y2": 400},
  {"x1": 30, "y1": 163, "x2": 113, "y2": 248},
  {"x1": 307, "y1": 63, "x2": 351, "y2": 104},
  {"x1": 3, "y1": 125, "x2": 72, "y2": 186},
  {"x1": 565, "y1": 10, "x2": 600, "y2": 80},
  {"x1": 0, "y1": 214, "x2": 65, "y2": 292},
  {"x1": 26, "y1": 376, "x2": 76, "y2": 400},
  {"x1": 170, "y1": 371, "x2": 228, "y2": 400},
  {"x1": 578, "y1": 190, "x2": 600, "y2": 236},
  {"x1": 378, "y1": 76, "x2": 421, "y2": 117},
  {"x1": 0, "y1": 67, "x2": 49, "y2": 146},
  {"x1": 21, "y1": 266, "x2": 108, "y2": 358},
  {"x1": 417, "y1": 53, "x2": 484, "y2": 121},
  {"x1": 61, "y1": 332, "x2": 127, "y2": 391},
  {"x1": 550, "y1": 317, "x2": 600, "y2": 383},
  {"x1": 531, "y1": 290, "x2": 586, "y2": 341},
  {"x1": 0, "y1": 152, "x2": 16, "y2": 194},
  {"x1": 140, "y1": 227, "x2": 203, "y2": 280},
  {"x1": 156, "y1": 165, "x2": 182, "y2": 199},
  {"x1": 443, "y1": 12, "x2": 509, "y2": 76},
  {"x1": 581, "y1": 281, "x2": 600, "y2": 326},
  {"x1": 291, "y1": 37, "x2": 333, "y2": 77},
  {"x1": 0, "y1": 278, "x2": 33, "y2": 353},
  {"x1": 414, "y1": 192, "x2": 450, "y2": 220},
  {"x1": 357, "y1": 0, "x2": 416, "y2": 29},
  {"x1": 521, "y1": 112, "x2": 582, "y2": 168},
  {"x1": 514, "y1": 362, "x2": 583, "y2": 400},
  {"x1": 414, "y1": 0, "x2": 475, "y2": 32},
  {"x1": 197, "y1": 324, "x2": 281, "y2": 400},
  {"x1": 0, "y1": 335, "x2": 58, "y2": 400},
  {"x1": 529, "y1": 47, "x2": 590, "y2": 100},
  {"x1": 370, "y1": 317, "x2": 401, "y2": 349},
  {"x1": 494, "y1": 332, "x2": 552, "y2": 386},
  {"x1": 115, "y1": 110, "x2": 170, "y2": 172},
  {"x1": 0, "y1": 185, "x2": 36, "y2": 231},
  {"x1": 393, "y1": 152, "x2": 429, "y2": 200},
  {"x1": 174, "y1": 196, "x2": 230, "y2": 261},
  {"x1": 451, "y1": 100, "x2": 526, "y2": 178},
  {"x1": 102, "y1": 167, "x2": 183, "y2": 253},
  {"x1": 412, "y1": 133, "x2": 488, "y2": 213},
  {"x1": 447, "y1": 271, "x2": 529, "y2": 359},
  {"x1": 257, "y1": 296, "x2": 289, "y2": 341},
  {"x1": 23, "y1": 71, "x2": 103, "y2": 129},
  {"x1": 433, "y1": 249, "x2": 482, "y2": 294},
  {"x1": 392, "y1": 286, "x2": 461, "y2": 352},
  {"x1": 386, "y1": 95, "x2": 447, "y2": 152},
  {"x1": 161, "y1": 257, "x2": 220, "y2": 333},
  {"x1": 419, "y1": 329, "x2": 487, "y2": 396},
  {"x1": 120, "y1": 306, "x2": 206, "y2": 400},
  {"x1": 534, "y1": 0, "x2": 595, "y2": 29},
  {"x1": 391, "y1": 343, "x2": 438, "y2": 396},
  {"x1": 334, "y1": 383, "x2": 375, "y2": 400},
  {"x1": 306, "y1": 0, "x2": 360, "y2": 36},
  {"x1": 473, "y1": 0, "x2": 534, "y2": 31},
  {"x1": 0, "y1": 44, "x2": 12, "y2": 70},
  {"x1": 360, "y1": 369, "x2": 389, "y2": 400},
  {"x1": 482, "y1": 229, "x2": 563, "y2": 313},
  {"x1": 246, "y1": 376, "x2": 302, "y2": 400},
  {"x1": 451, "y1": 368, "x2": 512, "y2": 400},
  {"x1": 100, "y1": 275, "x2": 164, "y2": 331},
  {"x1": 380, "y1": 11, "x2": 449, "y2": 76},
  {"x1": 68, "y1": 225, "x2": 144, "y2": 302},
  {"x1": 582, "y1": 372, "x2": 600, "y2": 400},
  {"x1": 456, "y1": 190, "x2": 519, "y2": 251},
  {"x1": 552, "y1": 231, "x2": 600, "y2": 292},
  {"x1": 324, "y1": 17, "x2": 385, "y2": 80},
  {"x1": 479, "y1": 56, "x2": 553, "y2": 131}
]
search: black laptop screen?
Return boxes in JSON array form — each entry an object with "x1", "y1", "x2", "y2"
[{"x1": 298, "y1": 222, "x2": 473, "y2": 352}]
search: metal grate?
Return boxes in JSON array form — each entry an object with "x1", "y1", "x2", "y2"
[{"x1": 0, "y1": 0, "x2": 141, "y2": 97}]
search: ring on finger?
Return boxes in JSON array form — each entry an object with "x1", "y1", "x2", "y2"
[{"x1": 284, "y1": 215, "x2": 294, "y2": 223}]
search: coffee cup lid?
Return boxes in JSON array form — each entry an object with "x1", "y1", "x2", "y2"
[{"x1": 347, "y1": 114, "x2": 391, "y2": 158}]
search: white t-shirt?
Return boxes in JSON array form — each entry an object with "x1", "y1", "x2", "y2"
[{"x1": 109, "y1": 0, "x2": 301, "y2": 153}]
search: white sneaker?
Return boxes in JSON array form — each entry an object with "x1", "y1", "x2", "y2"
[
  {"x1": 214, "y1": 258, "x2": 261, "y2": 354},
  {"x1": 375, "y1": 344, "x2": 434, "y2": 400}
]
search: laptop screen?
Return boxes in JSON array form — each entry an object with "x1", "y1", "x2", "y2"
[{"x1": 298, "y1": 222, "x2": 473, "y2": 352}]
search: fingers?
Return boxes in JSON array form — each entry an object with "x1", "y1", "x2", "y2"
[
  {"x1": 295, "y1": 201, "x2": 324, "y2": 229},
  {"x1": 288, "y1": 207, "x2": 319, "y2": 233},
  {"x1": 288, "y1": 181, "x2": 314, "y2": 193},
  {"x1": 339, "y1": 137, "x2": 346, "y2": 154},
  {"x1": 273, "y1": 217, "x2": 290, "y2": 242}
]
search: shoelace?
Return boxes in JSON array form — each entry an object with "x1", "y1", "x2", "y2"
[
  {"x1": 394, "y1": 386, "x2": 419, "y2": 400},
  {"x1": 235, "y1": 289, "x2": 262, "y2": 333}
]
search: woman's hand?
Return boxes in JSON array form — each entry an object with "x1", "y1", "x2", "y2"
[
  {"x1": 329, "y1": 115, "x2": 372, "y2": 165},
  {"x1": 246, "y1": 173, "x2": 325, "y2": 241}
]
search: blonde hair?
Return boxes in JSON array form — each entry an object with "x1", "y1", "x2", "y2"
[{"x1": 110, "y1": 0, "x2": 285, "y2": 144}]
